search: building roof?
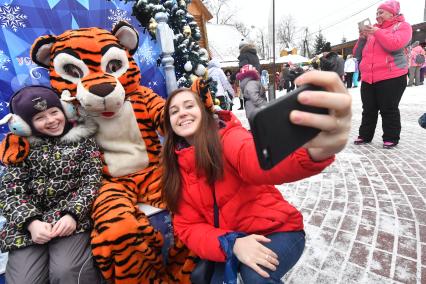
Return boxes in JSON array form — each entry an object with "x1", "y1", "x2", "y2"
[
  {"x1": 189, "y1": 0, "x2": 213, "y2": 21},
  {"x1": 206, "y1": 23, "x2": 244, "y2": 63}
]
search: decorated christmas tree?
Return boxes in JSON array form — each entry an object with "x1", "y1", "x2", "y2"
[{"x1": 124, "y1": 0, "x2": 209, "y2": 87}]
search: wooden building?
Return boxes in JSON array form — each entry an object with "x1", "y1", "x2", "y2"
[
  {"x1": 188, "y1": 0, "x2": 213, "y2": 50},
  {"x1": 412, "y1": 21, "x2": 426, "y2": 46},
  {"x1": 331, "y1": 40, "x2": 357, "y2": 58}
]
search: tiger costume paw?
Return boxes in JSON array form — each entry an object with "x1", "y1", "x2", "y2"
[
  {"x1": 190, "y1": 77, "x2": 215, "y2": 112},
  {"x1": 0, "y1": 133, "x2": 30, "y2": 165}
]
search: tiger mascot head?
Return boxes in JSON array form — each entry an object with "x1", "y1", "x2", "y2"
[{"x1": 31, "y1": 21, "x2": 141, "y2": 119}]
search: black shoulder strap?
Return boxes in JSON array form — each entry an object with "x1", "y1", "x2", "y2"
[{"x1": 212, "y1": 185, "x2": 219, "y2": 228}]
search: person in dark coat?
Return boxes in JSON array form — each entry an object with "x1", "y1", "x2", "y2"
[
  {"x1": 238, "y1": 39, "x2": 261, "y2": 73},
  {"x1": 320, "y1": 52, "x2": 345, "y2": 80},
  {"x1": 279, "y1": 64, "x2": 291, "y2": 92}
]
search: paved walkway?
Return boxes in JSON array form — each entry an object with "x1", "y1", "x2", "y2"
[{"x1": 234, "y1": 84, "x2": 426, "y2": 283}]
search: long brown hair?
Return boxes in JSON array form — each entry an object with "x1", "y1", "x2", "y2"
[{"x1": 161, "y1": 88, "x2": 224, "y2": 212}]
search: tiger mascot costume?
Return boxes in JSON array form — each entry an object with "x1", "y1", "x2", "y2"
[{"x1": 0, "y1": 21, "x2": 215, "y2": 283}]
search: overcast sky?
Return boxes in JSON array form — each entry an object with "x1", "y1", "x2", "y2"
[{"x1": 228, "y1": 0, "x2": 425, "y2": 46}]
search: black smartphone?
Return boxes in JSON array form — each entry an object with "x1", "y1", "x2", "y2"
[{"x1": 249, "y1": 84, "x2": 329, "y2": 170}]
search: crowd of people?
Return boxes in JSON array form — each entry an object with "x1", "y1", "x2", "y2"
[
  {"x1": 214, "y1": 0, "x2": 424, "y2": 149},
  {"x1": 0, "y1": 0, "x2": 424, "y2": 283}
]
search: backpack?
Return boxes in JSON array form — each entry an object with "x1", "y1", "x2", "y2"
[{"x1": 415, "y1": 53, "x2": 425, "y2": 64}]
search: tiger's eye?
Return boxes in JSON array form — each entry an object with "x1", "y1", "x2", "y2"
[
  {"x1": 106, "y1": 60, "x2": 123, "y2": 73},
  {"x1": 63, "y1": 64, "x2": 83, "y2": 78}
]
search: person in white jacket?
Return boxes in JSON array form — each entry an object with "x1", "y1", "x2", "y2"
[
  {"x1": 344, "y1": 54, "x2": 356, "y2": 88},
  {"x1": 207, "y1": 58, "x2": 235, "y2": 110}
]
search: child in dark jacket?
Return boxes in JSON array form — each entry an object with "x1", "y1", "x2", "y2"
[{"x1": 0, "y1": 86, "x2": 103, "y2": 284}]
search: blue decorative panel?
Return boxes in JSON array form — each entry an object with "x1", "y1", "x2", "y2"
[{"x1": 0, "y1": 0, "x2": 166, "y2": 140}]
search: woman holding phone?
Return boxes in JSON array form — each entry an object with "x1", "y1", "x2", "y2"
[
  {"x1": 353, "y1": 0, "x2": 412, "y2": 148},
  {"x1": 161, "y1": 71, "x2": 351, "y2": 283}
]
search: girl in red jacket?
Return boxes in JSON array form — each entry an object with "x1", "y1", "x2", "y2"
[{"x1": 161, "y1": 71, "x2": 351, "y2": 284}]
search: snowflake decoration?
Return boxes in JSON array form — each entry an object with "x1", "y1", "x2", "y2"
[
  {"x1": 0, "y1": 3, "x2": 27, "y2": 32},
  {"x1": 108, "y1": 9, "x2": 131, "y2": 27},
  {"x1": 0, "y1": 100, "x2": 8, "y2": 111},
  {"x1": 135, "y1": 45, "x2": 156, "y2": 66},
  {"x1": 0, "y1": 50, "x2": 11, "y2": 71},
  {"x1": 148, "y1": 81, "x2": 158, "y2": 87}
]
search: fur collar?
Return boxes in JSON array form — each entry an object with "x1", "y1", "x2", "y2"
[
  {"x1": 236, "y1": 70, "x2": 260, "y2": 81},
  {"x1": 239, "y1": 45, "x2": 257, "y2": 54},
  {"x1": 28, "y1": 118, "x2": 98, "y2": 146}
]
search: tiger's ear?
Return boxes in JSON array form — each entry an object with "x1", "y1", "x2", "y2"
[
  {"x1": 31, "y1": 35, "x2": 56, "y2": 68},
  {"x1": 112, "y1": 21, "x2": 139, "y2": 55}
]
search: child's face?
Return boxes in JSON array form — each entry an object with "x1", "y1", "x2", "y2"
[
  {"x1": 168, "y1": 91, "x2": 202, "y2": 145},
  {"x1": 32, "y1": 107, "x2": 66, "y2": 137}
]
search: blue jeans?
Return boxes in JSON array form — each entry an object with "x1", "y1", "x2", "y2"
[
  {"x1": 211, "y1": 231, "x2": 305, "y2": 284},
  {"x1": 149, "y1": 210, "x2": 173, "y2": 265}
]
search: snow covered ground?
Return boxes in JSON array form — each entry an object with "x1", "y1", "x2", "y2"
[
  {"x1": 231, "y1": 83, "x2": 426, "y2": 283},
  {"x1": 0, "y1": 84, "x2": 424, "y2": 283}
]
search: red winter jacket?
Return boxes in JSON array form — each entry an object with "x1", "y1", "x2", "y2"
[
  {"x1": 173, "y1": 111, "x2": 334, "y2": 262},
  {"x1": 353, "y1": 15, "x2": 412, "y2": 84}
]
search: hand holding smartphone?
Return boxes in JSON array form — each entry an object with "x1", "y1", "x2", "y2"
[
  {"x1": 249, "y1": 84, "x2": 328, "y2": 170},
  {"x1": 358, "y1": 18, "x2": 371, "y2": 31}
]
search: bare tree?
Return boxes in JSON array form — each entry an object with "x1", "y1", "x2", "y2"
[
  {"x1": 234, "y1": 21, "x2": 250, "y2": 38},
  {"x1": 298, "y1": 27, "x2": 313, "y2": 58},
  {"x1": 276, "y1": 14, "x2": 297, "y2": 49},
  {"x1": 252, "y1": 27, "x2": 270, "y2": 60},
  {"x1": 234, "y1": 22, "x2": 269, "y2": 60},
  {"x1": 202, "y1": 0, "x2": 236, "y2": 24}
]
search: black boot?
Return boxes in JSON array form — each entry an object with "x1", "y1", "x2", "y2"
[{"x1": 238, "y1": 98, "x2": 244, "y2": 110}]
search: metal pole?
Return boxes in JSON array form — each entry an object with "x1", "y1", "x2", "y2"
[
  {"x1": 424, "y1": 0, "x2": 426, "y2": 21},
  {"x1": 270, "y1": 0, "x2": 276, "y2": 101}
]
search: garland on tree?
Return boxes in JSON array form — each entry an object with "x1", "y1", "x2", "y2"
[{"x1": 120, "y1": 0, "x2": 210, "y2": 88}]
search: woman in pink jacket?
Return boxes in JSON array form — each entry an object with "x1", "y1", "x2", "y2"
[
  {"x1": 408, "y1": 41, "x2": 425, "y2": 86},
  {"x1": 353, "y1": 0, "x2": 412, "y2": 149},
  {"x1": 161, "y1": 71, "x2": 351, "y2": 284}
]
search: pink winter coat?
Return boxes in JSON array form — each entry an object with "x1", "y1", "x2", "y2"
[
  {"x1": 410, "y1": 45, "x2": 425, "y2": 67},
  {"x1": 173, "y1": 111, "x2": 334, "y2": 261},
  {"x1": 353, "y1": 15, "x2": 412, "y2": 84}
]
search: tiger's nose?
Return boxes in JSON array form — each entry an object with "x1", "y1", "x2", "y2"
[{"x1": 89, "y1": 83, "x2": 115, "y2": 98}]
